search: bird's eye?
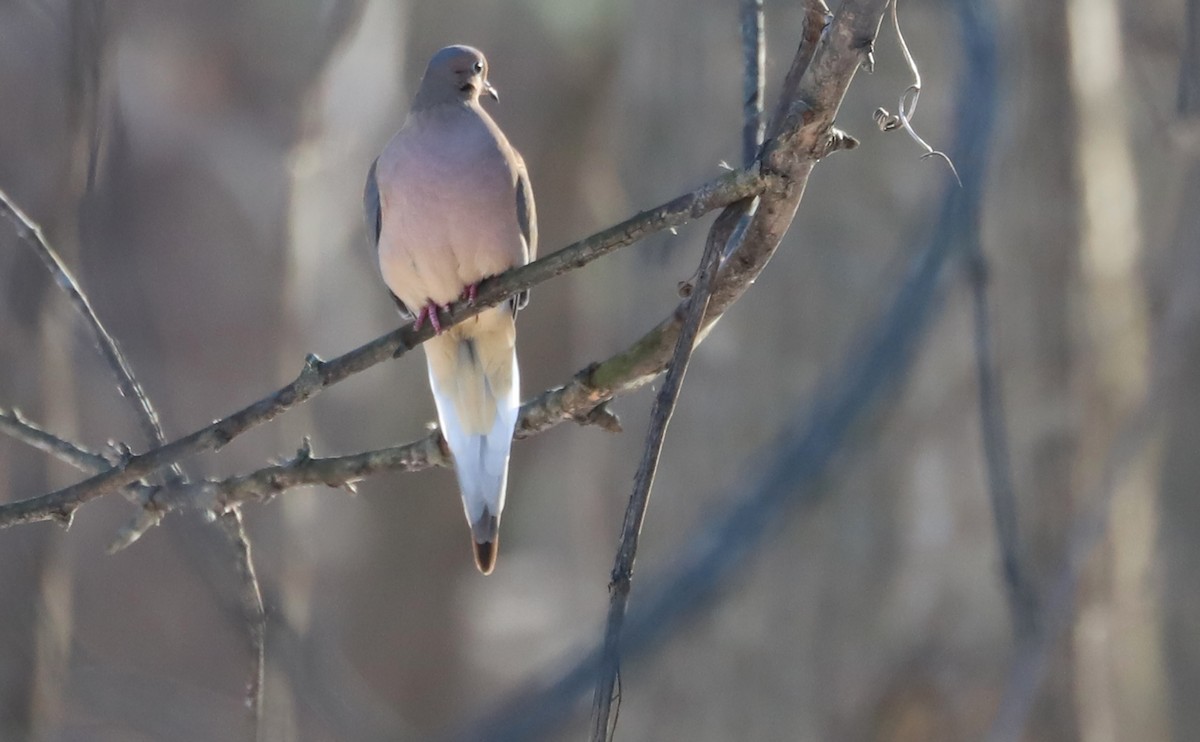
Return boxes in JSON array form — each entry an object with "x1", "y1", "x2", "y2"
[{"x1": 472, "y1": 61, "x2": 484, "y2": 74}]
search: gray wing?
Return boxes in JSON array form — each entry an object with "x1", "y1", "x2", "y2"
[
  {"x1": 513, "y1": 160, "x2": 536, "y2": 312},
  {"x1": 363, "y1": 158, "x2": 381, "y2": 245},
  {"x1": 364, "y1": 157, "x2": 412, "y2": 319}
]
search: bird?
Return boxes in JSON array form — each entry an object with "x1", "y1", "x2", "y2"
[{"x1": 364, "y1": 45, "x2": 536, "y2": 575}]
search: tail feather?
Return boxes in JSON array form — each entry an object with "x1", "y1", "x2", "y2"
[
  {"x1": 425, "y1": 307, "x2": 519, "y2": 574},
  {"x1": 472, "y1": 509, "x2": 500, "y2": 575}
]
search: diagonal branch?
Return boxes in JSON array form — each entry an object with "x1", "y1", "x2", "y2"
[
  {"x1": 589, "y1": 194, "x2": 738, "y2": 742},
  {"x1": 0, "y1": 167, "x2": 765, "y2": 529},
  {"x1": 449, "y1": 0, "x2": 997, "y2": 738},
  {"x1": 0, "y1": 189, "x2": 171, "y2": 457},
  {"x1": 0, "y1": 407, "x2": 113, "y2": 473}
]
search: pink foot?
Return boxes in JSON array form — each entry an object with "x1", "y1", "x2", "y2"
[
  {"x1": 413, "y1": 300, "x2": 447, "y2": 334},
  {"x1": 428, "y1": 302, "x2": 444, "y2": 334},
  {"x1": 461, "y1": 282, "x2": 480, "y2": 305},
  {"x1": 413, "y1": 304, "x2": 430, "y2": 331}
]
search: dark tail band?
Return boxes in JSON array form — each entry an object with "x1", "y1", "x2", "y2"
[
  {"x1": 473, "y1": 539, "x2": 498, "y2": 575},
  {"x1": 471, "y1": 510, "x2": 500, "y2": 574}
]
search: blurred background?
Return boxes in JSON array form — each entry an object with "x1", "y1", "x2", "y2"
[{"x1": 0, "y1": 0, "x2": 1196, "y2": 740}]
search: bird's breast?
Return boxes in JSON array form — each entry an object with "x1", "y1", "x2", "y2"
[{"x1": 376, "y1": 119, "x2": 522, "y2": 308}]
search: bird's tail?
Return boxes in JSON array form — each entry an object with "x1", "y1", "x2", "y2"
[{"x1": 424, "y1": 306, "x2": 519, "y2": 575}]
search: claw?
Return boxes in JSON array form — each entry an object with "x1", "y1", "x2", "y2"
[
  {"x1": 462, "y1": 282, "x2": 480, "y2": 305},
  {"x1": 428, "y1": 303, "x2": 444, "y2": 334},
  {"x1": 413, "y1": 304, "x2": 430, "y2": 331}
]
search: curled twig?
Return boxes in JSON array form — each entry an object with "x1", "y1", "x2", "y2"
[{"x1": 873, "y1": 0, "x2": 961, "y2": 185}]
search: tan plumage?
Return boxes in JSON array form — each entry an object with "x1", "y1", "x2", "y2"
[{"x1": 364, "y1": 45, "x2": 535, "y2": 574}]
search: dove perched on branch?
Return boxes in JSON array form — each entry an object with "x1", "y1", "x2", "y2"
[{"x1": 364, "y1": 45, "x2": 536, "y2": 574}]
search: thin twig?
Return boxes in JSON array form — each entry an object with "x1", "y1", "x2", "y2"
[
  {"x1": 0, "y1": 407, "x2": 111, "y2": 473},
  {"x1": 0, "y1": 408, "x2": 162, "y2": 536},
  {"x1": 0, "y1": 168, "x2": 766, "y2": 529},
  {"x1": 872, "y1": 0, "x2": 961, "y2": 184},
  {"x1": 966, "y1": 248, "x2": 1038, "y2": 641},
  {"x1": 0, "y1": 189, "x2": 171, "y2": 461},
  {"x1": 721, "y1": 0, "x2": 767, "y2": 266},
  {"x1": 589, "y1": 203, "x2": 738, "y2": 742},
  {"x1": 741, "y1": 0, "x2": 766, "y2": 166},
  {"x1": 216, "y1": 508, "x2": 267, "y2": 728}
]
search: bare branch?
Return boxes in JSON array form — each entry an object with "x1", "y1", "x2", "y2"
[
  {"x1": 740, "y1": 0, "x2": 766, "y2": 166},
  {"x1": 0, "y1": 407, "x2": 112, "y2": 473},
  {"x1": 216, "y1": 508, "x2": 266, "y2": 725},
  {"x1": 589, "y1": 188, "x2": 736, "y2": 742},
  {"x1": 3, "y1": 177, "x2": 264, "y2": 723},
  {"x1": 0, "y1": 407, "x2": 154, "y2": 528},
  {"x1": 0, "y1": 189, "x2": 171, "y2": 458},
  {"x1": 966, "y1": 249, "x2": 1039, "y2": 642},
  {"x1": 0, "y1": 167, "x2": 765, "y2": 529}
]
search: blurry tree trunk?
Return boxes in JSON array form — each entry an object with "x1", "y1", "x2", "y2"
[
  {"x1": 0, "y1": 2, "x2": 110, "y2": 734},
  {"x1": 1158, "y1": 169, "x2": 1200, "y2": 738},
  {"x1": 1159, "y1": 0, "x2": 1200, "y2": 736},
  {"x1": 1065, "y1": 0, "x2": 1168, "y2": 738},
  {"x1": 0, "y1": 273, "x2": 52, "y2": 741}
]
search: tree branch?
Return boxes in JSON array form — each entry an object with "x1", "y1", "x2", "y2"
[
  {"x1": 589, "y1": 187, "x2": 737, "y2": 742},
  {"x1": 0, "y1": 167, "x2": 765, "y2": 529},
  {"x1": 449, "y1": 0, "x2": 996, "y2": 737},
  {"x1": 0, "y1": 407, "x2": 112, "y2": 474},
  {"x1": 5, "y1": 173, "x2": 265, "y2": 722},
  {"x1": 0, "y1": 0, "x2": 855, "y2": 529},
  {"x1": 740, "y1": 0, "x2": 766, "y2": 166},
  {"x1": 216, "y1": 508, "x2": 266, "y2": 725},
  {"x1": 965, "y1": 247, "x2": 1038, "y2": 641},
  {"x1": 0, "y1": 189, "x2": 170, "y2": 459}
]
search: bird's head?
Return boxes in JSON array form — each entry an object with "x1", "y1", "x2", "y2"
[{"x1": 414, "y1": 45, "x2": 499, "y2": 110}]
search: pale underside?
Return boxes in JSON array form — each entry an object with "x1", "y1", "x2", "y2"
[{"x1": 375, "y1": 103, "x2": 528, "y2": 310}]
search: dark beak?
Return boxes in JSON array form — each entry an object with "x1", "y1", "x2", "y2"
[{"x1": 484, "y1": 81, "x2": 499, "y2": 103}]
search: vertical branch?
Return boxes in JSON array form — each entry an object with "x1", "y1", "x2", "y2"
[
  {"x1": 1178, "y1": 0, "x2": 1200, "y2": 115},
  {"x1": 740, "y1": 0, "x2": 766, "y2": 166},
  {"x1": 965, "y1": 249, "x2": 1037, "y2": 641},
  {"x1": 589, "y1": 207, "x2": 737, "y2": 742},
  {"x1": 954, "y1": 0, "x2": 1036, "y2": 645},
  {"x1": 217, "y1": 509, "x2": 267, "y2": 730},
  {"x1": 590, "y1": 2, "x2": 773, "y2": 736}
]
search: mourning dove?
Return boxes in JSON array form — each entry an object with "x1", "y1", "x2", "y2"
[{"x1": 364, "y1": 45, "x2": 536, "y2": 574}]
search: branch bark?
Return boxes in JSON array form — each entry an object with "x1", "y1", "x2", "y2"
[{"x1": 0, "y1": 167, "x2": 764, "y2": 528}]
